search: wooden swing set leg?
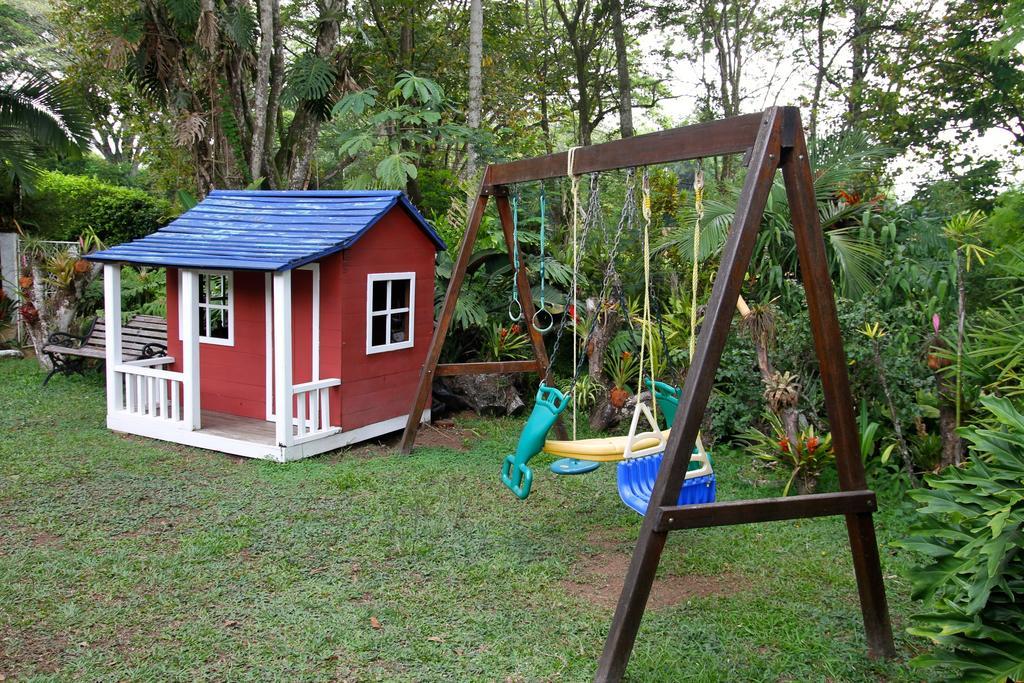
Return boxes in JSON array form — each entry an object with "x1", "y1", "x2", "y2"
[
  {"x1": 780, "y1": 108, "x2": 895, "y2": 658},
  {"x1": 596, "y1": 107, "x2": 894, "y2": 682},
  {"x1": 400, "y1": 182, "x2": 492, "y2": 454},
  {"x1": 400, "y1": 181, "x2": 565, "y2": 453},
  {"x1": 596, "y1": 107, "x2": 786, "y2": 683}
]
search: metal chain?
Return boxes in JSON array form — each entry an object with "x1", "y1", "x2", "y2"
[{"x1": 545, "y1": 170, "x2": 637, "y2": 397}]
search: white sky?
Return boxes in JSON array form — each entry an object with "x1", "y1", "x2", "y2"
[{"x1": 632, "y1": 13, "x2": 1023, "y2": 200}]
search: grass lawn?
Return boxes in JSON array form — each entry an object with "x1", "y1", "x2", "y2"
[{"x1": 0, "y1": 358, "x2": 933, "y2": 681}]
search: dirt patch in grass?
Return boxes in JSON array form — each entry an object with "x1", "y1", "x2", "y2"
[
  {"x1": 0, "y1": 626, "x2": 70, "y2": 675},
  {"x1": 412, "y1": 420, "x2": 475, "y2": 452},
  {"x1": 562, "y1": 529, "x2": 750, "y2": 610},
  {"x1": 30, "y1": 531, "x2": 62, "y2": 548}
]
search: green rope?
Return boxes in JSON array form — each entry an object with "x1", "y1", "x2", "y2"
[
  {"x1": 538, "y1": 187, "x2": 546, "y2": 310},
  {"x1": 510, "y1": 189, "x2": 523, "y2": 321}
]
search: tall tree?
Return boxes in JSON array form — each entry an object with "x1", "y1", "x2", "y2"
[
  {"x1": 606, "y1": 0, "x2": 633, "y2": 138},
  {"x1": 55, "y1": 0, "x2": 355, "y2": 194},
  {"x1": 465, "y1": 0, "x2": 484, "y2": 181},
  {"x1": 551, "y1": 0, "x2": 616, "y2": 145},
  {"x1": 863, "y1": 0, "x2": 1024, "y2": 170}
]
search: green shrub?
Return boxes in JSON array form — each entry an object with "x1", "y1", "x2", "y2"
[
  {"x1": 900, "y1": 395, "x2": 1024, "y2": 681},
  {"x1": 23, "y1": 171, "x2": 172, "y2": 244}
]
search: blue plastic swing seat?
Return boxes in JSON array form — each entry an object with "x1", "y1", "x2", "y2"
[{"x1": 616, "y1": 451, "x2": 717, "y2": 515}]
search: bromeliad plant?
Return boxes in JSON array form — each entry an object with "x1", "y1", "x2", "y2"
[
  {"x1": 603, "y1": 350, "x2": 639, "y2": 408},
  {"x1": 899, "y1": 395, "x2": 1024, "y2": 682},
  {"x1": 18, "y1": 230, "x2": 104, "y2": 368},
  {"x1": 741, "y1": 412, "x2": 835, "y2": 496},
  {"x1": 480, "y1": 321, "x2": 531, "y2": 362}
]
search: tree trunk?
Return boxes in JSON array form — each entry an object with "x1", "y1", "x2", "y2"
[
  {"x1": 809, "y1": 0, "x2": 827, "y2": 141},
  {"x1": 250, "y1": 0, "x2": 279, "y2": 183},
  {"x1": 465, "y1": 0, "x2": 484, "y2": 183},
  {"x1": 849, "y1": 0, "x2": 868, "y2": 125},
  {"x1": 574, "y1": 45, "x2": 593, "y2": 145},
  {"x1": 587, "y1": 302, "x2": 622, "y2": 431},
  {"x1": 610, "y1": 0, "x2": 634, "y2": 138},
  {"x1": 274, "y1": 0, "x2": 343, "y2": 189}
]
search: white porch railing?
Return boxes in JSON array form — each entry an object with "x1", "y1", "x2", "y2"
[
  {"x1": 291, "y1": 377, "x2": 341, "y2": 444},
  {"x1": 114, "y1": 357, "x2": 188, "y2": 425}
]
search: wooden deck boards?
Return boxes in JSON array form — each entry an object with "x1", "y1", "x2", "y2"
[{"x1": 199, "y1": 410, "x2": 276, "y2": 444}]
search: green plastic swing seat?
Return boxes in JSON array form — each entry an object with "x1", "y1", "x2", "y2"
[{"x1": 500, "y1": 384, "x2": 570, "y2": 499}]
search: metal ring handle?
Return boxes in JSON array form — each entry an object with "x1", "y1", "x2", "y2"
[
  {"x1": 532, "y1": 307, "x2": 554, "y2": 333},
  {"x1": 508, "y1": 298, "x2": 523, "y2": 322}
]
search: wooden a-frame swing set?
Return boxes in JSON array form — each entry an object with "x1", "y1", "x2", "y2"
[{"x1": 400, "y1": 106, "x2": 897, "y2": 682}]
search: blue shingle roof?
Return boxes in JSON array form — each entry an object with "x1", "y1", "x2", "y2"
[{"x1": 87, "y1": 190, "x2": 446, "y2": 271}]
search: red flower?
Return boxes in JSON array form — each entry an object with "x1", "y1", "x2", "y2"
[
  {"x1": 499, "y1": 327, "x2": 508, "y2": 339},
  {"x1": 806, "y1": 436, "x2": 820, "y2": 453},
  {"x1": 836, "y1": 189, "x2": 862, "y2": 205},
  {"x1": 568, "y1": 304, "x2": 577, "y2": 321},
  {"x1": 778, "y1": 438, "x2": 790, "y2": 454},
  {"x1": 19, "y1": 303, "x2": 39, "y2": 324},
  {"x1": 621, "y1": 351, "x2": 632, "y2": 360},
  {"x1": 510, "y1": 324, "x2": 520, "y2": 335}
]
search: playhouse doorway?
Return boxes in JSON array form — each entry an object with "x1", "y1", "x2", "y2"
[{"x1": 265, "y1": 265, "x2": 320, "y2": 422}]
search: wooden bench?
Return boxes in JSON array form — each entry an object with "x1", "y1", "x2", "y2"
[{"x1": 42, "y1": 314, "x2": 168, "y2": 385}]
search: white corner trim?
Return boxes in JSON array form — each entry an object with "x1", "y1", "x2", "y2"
[{"x1": 103, "y1": 264, "x2": 123, "y2": 415}]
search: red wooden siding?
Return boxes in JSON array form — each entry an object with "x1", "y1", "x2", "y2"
[{"x1": 337, "y1": 209, "x2": 436, "y2": 431}]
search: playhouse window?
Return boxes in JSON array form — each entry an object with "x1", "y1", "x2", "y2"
[
  {"x1": 178, "y1": 270, "x2": 233, "y2": 345},
  {"x1": 366, "y1": 272, "x2": 415, "y2": 354}
]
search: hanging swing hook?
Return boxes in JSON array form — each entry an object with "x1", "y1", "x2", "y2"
[
  {"x1": 532, "y1": 306, "x2": 554, "y2": 333},
  {"x1": 508, "y1": 188, "x2": 524, "y2": 322}
]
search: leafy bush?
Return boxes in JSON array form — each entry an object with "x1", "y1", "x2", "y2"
[
  {"x1": 23, "y1": 171, "x2": 171, "y2": 244},
  {"x1": 708, "y1": 328, "x2": 763, "y2": 439},
  {"x1": 900, "y1": 395, "x2": 1024, "y2": 681}
]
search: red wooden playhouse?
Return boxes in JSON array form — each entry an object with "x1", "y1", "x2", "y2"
[{"x1": 87, "y1": 190, "x2": 445, "y2": 461}]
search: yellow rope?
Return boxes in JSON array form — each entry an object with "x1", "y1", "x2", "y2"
[
  {"x1": 638, "y1": 172, "x2": 655, "y2": 418},
  {"x1": 567, "y1": 146, "x2": 581, "y2": 440},
  {"x1": 690, "y1": 165, "x2": 704, "y2": 359}
]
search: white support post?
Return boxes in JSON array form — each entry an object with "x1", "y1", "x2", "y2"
[
  {"x1": 273, "y1": 271, "x2": 294, "y2": 451},
  {"x1": 264, "y1": 273, "x2": 273, "y2": 421},
  {"x1": 103, "y1": 265, "x2": 123, "y2": 415},
  {"x1": 310, "y1": 264, "x2": 320, "y2": 381},
  {"x1": 181, "y1": 269, "x2": 201, "y2": 430}
]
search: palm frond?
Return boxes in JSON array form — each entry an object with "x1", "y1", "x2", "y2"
[
  {"x1": 0, "y1": 75, "x2": 90, "y2": 153},
  {"x1": 826, "y1": 226, "x2": 883, "y2": 298}
]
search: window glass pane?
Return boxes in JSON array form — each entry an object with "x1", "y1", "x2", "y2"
[
  {"x1": 390, "y1": 312, "x2": 409, "y2": 343},
  {"x1": 391, "y1": 279, "x2": 409, "y2": 308},
  {"x1": 372, "y1": 280, "x2": 388, "y2": 312},
  {"x1": 371, "y1": 314, "x2": 388, "y2": 346},
  {"x1": 209, "y1": 308, "x2": 229, "y2": 339},
  {"x1": 208, "y1": 275, "x2": 228, "y2": 305},
  {"x1": 198, "y1": 274, "x2": 208, "y2": 303},
  {"x1": 199, "y1": 308, "x2": 209, "y2": 336}
]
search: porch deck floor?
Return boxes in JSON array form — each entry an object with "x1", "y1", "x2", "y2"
[{"x1": 199, "y1": 410, "x2": 276, "y2": 445}]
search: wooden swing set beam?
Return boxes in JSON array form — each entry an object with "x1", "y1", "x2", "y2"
[
  {"x1": 399, "y1": 106, "x2": 896, "y2": 682},
  {"x1": 483, "y1": 112, "x2": 764, "y2": 188}
]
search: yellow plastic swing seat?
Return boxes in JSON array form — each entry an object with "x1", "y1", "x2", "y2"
[{"x1": 542, "y1": 431, "x2": 671, "y2": 462}]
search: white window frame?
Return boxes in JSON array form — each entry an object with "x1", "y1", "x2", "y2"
[
  {"x1": 178, "y1": 269, "x2": 235, "y2": 346},
  {"x1": 365, "y1": 272, "x2": 415, "y2": 355}
]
